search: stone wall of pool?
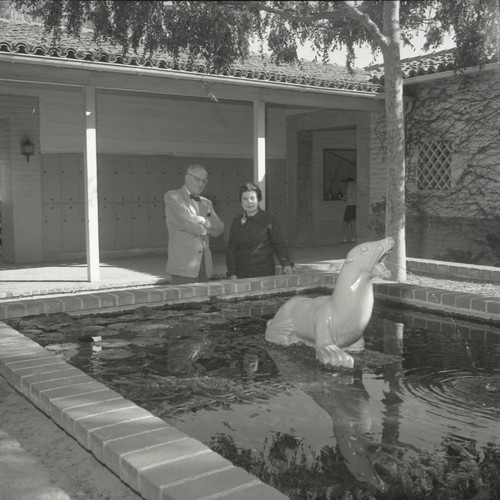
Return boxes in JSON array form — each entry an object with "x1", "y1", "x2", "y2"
[
  {"x1": 1, "y1": 266, "x2": 499, "y2": 323},
  {"x1": 1, "y1": 265, "x2": 499, "y2": 500}
]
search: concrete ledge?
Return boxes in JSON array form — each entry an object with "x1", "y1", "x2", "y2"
[{"x1": 0, "y1": 323, "x2": 288, "y2": 500}]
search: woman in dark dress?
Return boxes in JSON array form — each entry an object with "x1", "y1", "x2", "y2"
[{"x1": 226, "y1": 182, "x2": 294, "y2": 279}]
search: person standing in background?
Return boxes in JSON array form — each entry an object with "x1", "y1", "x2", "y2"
[
  {"x1": 341, "y1": 177, "x2": 357, "y2": 243},
  {"x1": 164, "y1": 164, "x2": 224, "y2": 284},
  {"x1": 226, "y1": 182, "x2": 293, "y2": 279}
]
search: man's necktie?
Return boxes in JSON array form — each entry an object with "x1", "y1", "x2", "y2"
[{"x1": 190, "y1": 194, "x2": 201, "y2": 202}]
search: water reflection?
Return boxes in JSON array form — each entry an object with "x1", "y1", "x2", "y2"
[
  {"x1": 378, "y1": 319, "x2": 403, "y2": 445},
  {"x1": 369, "y1": 310, "x2": 500, "y2": 453},
  {"x1": 266, "y1": 345, "x2": 386, "y2": 491}
]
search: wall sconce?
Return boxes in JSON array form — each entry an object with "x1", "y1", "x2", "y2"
[{"x1": 21, "y1": 138, "x2": 35, "y2": 162}]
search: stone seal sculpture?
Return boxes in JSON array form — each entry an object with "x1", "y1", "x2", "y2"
[{"x1": 265, "y1": 237, "x2": 395, "y2": 368}]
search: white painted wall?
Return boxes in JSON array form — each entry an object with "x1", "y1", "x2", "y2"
[{"x1": 0, "y1": 82, "x2": 287, "y2": 158}]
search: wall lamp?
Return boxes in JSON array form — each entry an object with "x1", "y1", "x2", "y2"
[{"x1": 21, "y1": 138, "x2": 35, "y2": 162}]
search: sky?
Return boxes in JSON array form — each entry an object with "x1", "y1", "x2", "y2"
[{"x1": 254, "y1": 32, "x2": 455, "y2": 69}]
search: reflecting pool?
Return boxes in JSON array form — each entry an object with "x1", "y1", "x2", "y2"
[{"x1": 10, "y1": 292, "x2": 500, "y2": 500}]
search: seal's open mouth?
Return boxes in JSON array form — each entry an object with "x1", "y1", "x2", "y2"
[{"x1": 373, "y1": 248, "x2": 392, "y2": 278}]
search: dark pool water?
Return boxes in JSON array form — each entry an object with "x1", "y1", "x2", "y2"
[{"x1": 10, "y1": 292, "x2": 500, "y2": 500}]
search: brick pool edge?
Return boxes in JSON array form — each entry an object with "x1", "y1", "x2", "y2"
[{"x1": 1, "y1": 269, "x2": 499, "y2": 500}]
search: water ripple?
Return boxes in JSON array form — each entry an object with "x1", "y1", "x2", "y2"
[{"x1": 399, "y1": 368, "x2": 500, "y2": 446}]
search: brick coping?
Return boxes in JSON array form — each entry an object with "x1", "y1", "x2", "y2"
[
  {"x1": 374, "y1": 281, "x2": 500, "y2": 324},
  {"x1": 407, "y1": 257, "x2": 500, "y2": 283},
  {"x1": 1, "y1": 270, "x2": 499, "y2": 500},
  {"x1": 1, "y1": 258, "x2": 497, "y2": 301},
  {"x1": 0, "y1": 272, "x2": 337, "y2": 320},
  {"x1": 0, "y1": 269, "x2": 499, "y2": 323}
]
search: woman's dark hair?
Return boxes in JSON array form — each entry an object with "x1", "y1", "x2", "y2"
[{"x1": 239, "y1": 182, "x2": 262, "y2": 201}]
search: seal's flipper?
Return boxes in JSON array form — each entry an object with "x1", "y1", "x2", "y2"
[
  {"x1": 265, "y1": 318, "x2": 300, "y2": 346},
  {"x1": 345, "y1": 337, "x2": 365, "y2": 353},
  {"x1": 316, "y1": 344, "x2": 354, "y2": 369}
]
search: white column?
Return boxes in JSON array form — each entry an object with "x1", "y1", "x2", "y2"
[
  {"x1": 83, "y1": 85, "x2": 100, "y2": 281},
  {"x1": 253, "y1": 100, "x2": 266, "y2": 209}
]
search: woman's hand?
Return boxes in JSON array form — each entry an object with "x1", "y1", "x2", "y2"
[{"x1": 283, "y1": 265, "x2": 294, "y2": 275}]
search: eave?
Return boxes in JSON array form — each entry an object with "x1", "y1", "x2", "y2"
[{"x1": 0, "y1": 53, "x2": 393, "y2": 111}]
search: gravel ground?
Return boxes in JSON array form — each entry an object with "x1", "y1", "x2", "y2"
[
  {"x1": 0, "y1": 377, "x2": 141, "y2": 500},
  {"x1": 406, "y1": 273, "x2": 500, "y2": 298}
]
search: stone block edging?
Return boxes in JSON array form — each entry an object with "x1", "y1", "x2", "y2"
[{"x1": 0, "y1": 323, "x2": 288, "y2": 500}]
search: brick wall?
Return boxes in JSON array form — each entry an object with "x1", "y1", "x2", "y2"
[
  {"x1": 295, "y1": 130, "x2": 314, "y2": 245},
  {"x1": 406, "y1": 70, "x2": 500, "y2": 219},
  {"x1": 39, "y1": 153, "x2": 287, "y2": 260},
  {"x1": 367, "y1": 69, "x2": 500, "y2": 265},
  {"x1": 286, "y1": 109, "x2": 372, "y2": 247},
  {"x1": 407, "y1": 215, "x2": 500, "y2": 265},
  {"x1": 312, "y1": 130, "x2": 355, "y2": 244}
]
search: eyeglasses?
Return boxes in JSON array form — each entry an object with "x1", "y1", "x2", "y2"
[{"x1": 188, "y1": 173, "x2": 209, "y2": 185}]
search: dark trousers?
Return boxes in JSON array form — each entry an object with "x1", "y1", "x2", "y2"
[{"x1": 170, "y1": 254, "x2": 208, "y2": 284}]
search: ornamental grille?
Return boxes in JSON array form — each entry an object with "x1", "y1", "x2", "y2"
[{"x1": 417, "y1": 140, "x2": 452, "y2": 190}]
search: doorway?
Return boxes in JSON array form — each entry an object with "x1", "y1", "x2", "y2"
[{"x1": 323, "y1": 149, "x2": 357, "y2": 201}]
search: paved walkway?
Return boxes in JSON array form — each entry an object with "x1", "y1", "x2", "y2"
[{"x1": 0, "y1": 244, "x2": 350, "y2": 299}]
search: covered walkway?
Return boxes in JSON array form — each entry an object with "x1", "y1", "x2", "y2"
[{"x1": 0, "y1": 244, "x2": 351, "y2": 299}]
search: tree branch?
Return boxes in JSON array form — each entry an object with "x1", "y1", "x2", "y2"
[
  {"x1": 341, "y1": 1, "x2": 389, "y2": 49},
  {"x1": 214, "y1": 0, "x2": 361, "y2": 33},
  {"x1": 216, "y1": 1, "x2": 341, "y2": 25}
]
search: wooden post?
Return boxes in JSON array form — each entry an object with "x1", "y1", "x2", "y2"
[
  {"x1": 83, "y1": 85, "x2": 100, "y2": 281},
  {"x1": 253, "y1": 100, "x2": 266, "y2": 209}
]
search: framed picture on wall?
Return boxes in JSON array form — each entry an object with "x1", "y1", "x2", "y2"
[{"x1": 323, "y1": 149, "x2": 357, "y2": 201}]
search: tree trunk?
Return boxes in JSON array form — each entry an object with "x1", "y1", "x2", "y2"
[{"x1": 382, "y1": 1, "x2": 407, "y2": 282}]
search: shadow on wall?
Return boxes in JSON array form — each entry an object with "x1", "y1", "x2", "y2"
[{"x1": 406, "y1": 214, "x2": 500, "y2": 266}]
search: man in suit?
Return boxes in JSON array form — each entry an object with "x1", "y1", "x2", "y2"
[{"x1": 164, "y1": 164, "x2": 224, "y2": 284}]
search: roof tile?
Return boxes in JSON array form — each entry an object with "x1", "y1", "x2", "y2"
[
  {"x1": 0, "y1": 18, "x2": 382, "y2": 93},
  {"x1": 366, "y1": 48, "x2": 498, "y2": 83},
  {"x1": 3, "y1": 18, "x2": 493, "y2": 89}
]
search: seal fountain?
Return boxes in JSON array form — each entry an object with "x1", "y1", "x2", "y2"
[{"x1": 265, "y1": 237, "x2": 395, "y2": 368}]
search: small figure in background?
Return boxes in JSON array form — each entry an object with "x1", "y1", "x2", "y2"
[
  {"x1": 164, "y1": 164, "x2": 224, "y2": 284},
  {"x1": 226, "y1": 182, "x2": 294, "y2": 279},
  {"x1": 340, "y1": 177, "x2": 357, "y2": 243}
]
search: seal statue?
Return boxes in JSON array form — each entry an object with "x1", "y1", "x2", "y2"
[{"x1": 265, "y1": 237, "x2": 394, "y2": 368}]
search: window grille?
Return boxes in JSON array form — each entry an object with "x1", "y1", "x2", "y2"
[{"x1": 416, "y1": 140, "x2": 452, "y2": 190}]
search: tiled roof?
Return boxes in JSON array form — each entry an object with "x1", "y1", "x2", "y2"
[
  {"x1": 366, "y1": 48, "x2": 498, "y2": 84},
  {"x1": 0, "y1": 18, "x2": 382, "y2": 94}
]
